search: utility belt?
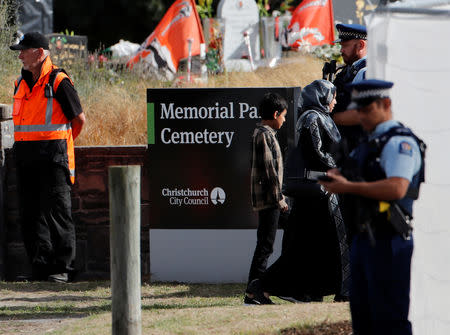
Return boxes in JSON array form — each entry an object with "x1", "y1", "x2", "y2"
[{"x1": 354, "y1": 200, "x2": 413, "y2": 246}]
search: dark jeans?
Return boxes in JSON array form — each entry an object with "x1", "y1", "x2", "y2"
[
  {"x1": 16, "y1": 160, "x2": 75, "y2": 278},
  {"x1": 247, "y1": 206, "x2": 280, "y2": 287},
  {"x1": 350, "y1": 233, "x2": 413, "y2": 335}
]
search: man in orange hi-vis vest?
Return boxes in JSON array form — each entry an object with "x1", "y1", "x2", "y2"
[
  {"x1": 288, "y1": 0, "x2": 335, "y2": 49},
  {"x1": 127, "y1": 0, "x2": 205, "y2": 78},
  {"x1": 10, "y1": 32, "x2": 86, "y2": 283}
]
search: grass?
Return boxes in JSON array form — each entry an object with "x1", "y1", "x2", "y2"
[{"x1": 0, "y1": 281, "x2": 351, "y2": 335}]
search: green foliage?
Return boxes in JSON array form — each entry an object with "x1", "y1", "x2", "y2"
[
  {"x1": 196, "y1": 0, "x2": 213, "y2": 19},
  {"x1": 62, "y1": 54, "x2": 137, "y2": 97},
  {"x1": 279, "y1": 0, "x2": 294, "y2": 14},
  {"x1": 257, "y1": 0, "x2": 270, "y2": 17},
  {"x1": 59, "y1": 29, "x2": 75, "y2": 36},
  {"x1": 205, "y1": 49, "x2": 222, "y2": 74},
  {"x1": 50, "y1": 36, "x2": 68, "y2": 44}
]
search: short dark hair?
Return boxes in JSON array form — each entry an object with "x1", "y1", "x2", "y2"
[{"x1": 259, "y1": 92, "x2": 288, "y2": 120}]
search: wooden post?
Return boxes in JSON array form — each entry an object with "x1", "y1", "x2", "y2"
[{"x1": 109, "y1": 165, "x2": 141, "y2": 335}]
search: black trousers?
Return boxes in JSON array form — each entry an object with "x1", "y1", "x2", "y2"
[
  {"x1": 350, "y1": 233, "x2": 413, "y2": 335},
  {"x1": 247, "y1": 206, "x2": 280, "y2": 287},
  {"x1": 16, "y1": 160, "x2": 75, "y2": 278}
]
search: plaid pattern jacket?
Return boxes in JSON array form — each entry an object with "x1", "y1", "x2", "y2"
[{"x1": 250, "y1": 123, "x2": 287, "y2": 211}]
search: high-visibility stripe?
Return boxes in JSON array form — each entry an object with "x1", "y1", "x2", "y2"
[
  {"x1": 14, "y1": 123, "x2": 71, "y2": 132},
  {"x1": 14, "y1": 76, "x2": 23, "y2": 95},
  {"x1": 69, "y1": 169, "x2": 75, "y2": 177},
  {"x1": 45, "y1": 94, "x2": 53, "y2": 124}
]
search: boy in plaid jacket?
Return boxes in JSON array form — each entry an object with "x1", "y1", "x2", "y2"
[{"x1": 245, "y1": 92, "x2": 289, "y2": 305}]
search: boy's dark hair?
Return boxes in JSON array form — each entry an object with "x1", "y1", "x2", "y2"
[{"x1": 259, "y1": 92, "x2": 288, "y2": 120}]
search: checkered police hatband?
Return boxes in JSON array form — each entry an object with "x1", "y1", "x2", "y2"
[
  {"x1": 351, "y1": 88, "x2": 391, "y2": 100},
  {"x1": 338, "y1": 31, "x2": 367, "y2": 40}
]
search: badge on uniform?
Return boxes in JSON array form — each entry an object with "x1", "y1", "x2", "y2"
[{"x1": 399, "y1": 141, "x2": 413, "y2": 156}]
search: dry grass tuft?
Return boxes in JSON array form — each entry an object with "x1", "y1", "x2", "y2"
[
  {"x1": 0, "y1": 72, "x2": 19, "y2": 104},
  {"x1": 75, "y1": 54, "x2": 322, "y2": 146},
  {"x1": 208, "y1": 56, "x2": 323, "y2": 89},
  {"x1": 77, "y1": 83, "x2": 148, "y2": 146},
  {"x1": 0, "y1": 48, "x2": 322, "y2": 147}
]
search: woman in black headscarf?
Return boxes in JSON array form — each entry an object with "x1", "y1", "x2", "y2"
[{"x1": 246, "y1": 80, "x2": 349, "y2": 304}]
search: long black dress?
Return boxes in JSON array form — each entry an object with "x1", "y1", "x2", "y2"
[{"x1": 262, "y1": 80, "x2": 350, "y2": 299}]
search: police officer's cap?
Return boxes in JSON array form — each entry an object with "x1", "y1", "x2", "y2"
[
  {"x1": 10, "y1": 32, "x2": 49, "y2": 51},
  {"x1": 347, "y1": 79, "x2": 394, "y2": 109},
  {"x1": 334, "y1": 24, "x2": 367, "y2": 43}
]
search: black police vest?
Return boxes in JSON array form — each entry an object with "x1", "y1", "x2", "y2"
[
  {"x1": 350, "y1": 125, "x2": 426, "y2": 216},
  {"x1": 333, "y1": 58, "x2": 366, "y2": 115},
  {"x1": 333, "y1": 59, "x2": 367, "y2": 152}
]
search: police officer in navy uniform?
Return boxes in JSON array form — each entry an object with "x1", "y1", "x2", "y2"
[
  {"x1": 319, "y1": 79, "x2": 425, "y2": 335},
  {"x1": 323, "y1": 24, "x2": 369, "y2": 303},
  {"x1": 331, "y1": 24, "x2": 368, "y2": 153}
]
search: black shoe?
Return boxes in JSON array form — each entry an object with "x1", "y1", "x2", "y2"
[
  {"x1": 278, "y1": 294, "x2": 317, "y2": 303},
  {"x1": 244, "y1": 294, "x2": 274, "y2": 305},
  {"x1": 277, "y1": 295, "x2": 309, "y2": 303},
  {"x1": 334, "y1": 294, "x2": 349, "y2": 302},
  {"x1": 244, "y1": 295, "x2": 260, "y2": 305},
  {"x1": 48, "y1": 273, "x2": 69, "y2": 283},
  {"x1": 245, "y1": 279, "x2": 274, "y2": 305},
  {"x1": 255, "y1": 294, "x2": 274, "y2": 305}
]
